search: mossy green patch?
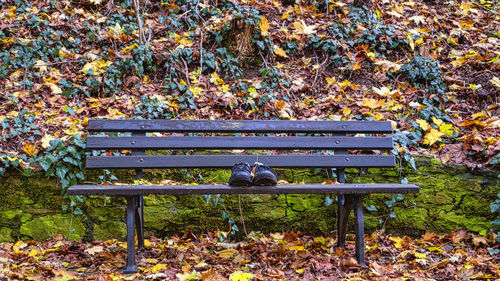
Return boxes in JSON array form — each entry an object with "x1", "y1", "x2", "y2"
[
  {"x1": 20, "y1": 214, "x2": 85, "y2": 241},
  {"x1": 94, "y1": 221, "x2": 127, "y2": 241},
  {"x1": 0, "y1": 227, "x2": 14, "y2": 242}
]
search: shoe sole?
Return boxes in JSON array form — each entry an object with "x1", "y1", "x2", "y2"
[
  {"x1": 253, "y1": 173, "x2": 277, "y2": 186},
  {"x1": 228, "y1": 174, "x2": 253, "y2": 186}
]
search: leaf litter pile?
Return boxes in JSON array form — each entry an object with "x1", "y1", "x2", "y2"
[
  {"x1": 0, "y1": 0, "x2": 499, "y2": 169},
  {"x1": 0, "y1": 230, "x2": 498, "y2": 280}
]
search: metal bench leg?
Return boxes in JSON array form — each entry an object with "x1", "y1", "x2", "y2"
[
  {"x1": 135, "y1": 196, "x2": 145, "y2": 250},
  {"x1": 337, "y1": 195, "x2": 353, "y2": 248},
  {"x1": 122, "y1": 197, "x2": 138, "y2": 274},
  {"x1": 354, "y1": 195, "x2": 366, "y2": 266}
]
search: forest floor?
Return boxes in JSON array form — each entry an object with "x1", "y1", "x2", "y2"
[{"x1": 0, "y1": 230, "x2": 498, "y2": 280}]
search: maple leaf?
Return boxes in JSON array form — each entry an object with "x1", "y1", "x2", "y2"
[
  {"x1": 260, "y1": 16, "x2": 269, "y2": 37},
  {"x1": 80, "y1": 60, "x2": 112, "y2": 75},
  {"x1": 361, "y1": 98, "x2": 385, "y2": 109},
  {"x1": 416, "y1": 119, "x2": 429, "y2": 131},
  {"x1": 23, "y1": 143, "x2": 38, "y2": 157},
  {"x1": 150, "y1": 263, "x2": 168, "y2": 274},
  {"x1": 325, "y1": 77, "x2": 336, "y2": 85},
  {"x1": 34, "y1": 60, "x2": 47, "y2": 72},
  {"x1": 293, "y1": 20, "x2": 316, "y2": 35},
  {"x1": 374, "y1": 59, "x2": 402, "y2": 72},
  {"x1": 423, "y1": 128, "x2": 444, "y2": 146},
  {"x1": 409, "y1": 15, "x2": 426, "y2": 25}
]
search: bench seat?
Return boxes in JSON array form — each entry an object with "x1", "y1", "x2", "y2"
[
  {"x1": 68, "y1": 119, "x2": 419, "y2": 273},
  {"x1": 68, "y1": 183, "x2": 419, "y2": 196}
]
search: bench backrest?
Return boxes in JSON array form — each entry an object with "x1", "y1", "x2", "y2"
[{"x1": 85, "y1": 120, "x2": 395, "y2": 172}]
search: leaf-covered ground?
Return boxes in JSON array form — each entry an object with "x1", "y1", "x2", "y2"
[
  {"x1": 0, "y1": 231, "x2": 498, "y2": 280},
  {"x1": 0, "y1": 0, "x2": 499, "y2": 171}
]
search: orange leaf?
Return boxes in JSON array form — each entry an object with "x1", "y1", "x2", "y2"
[
  {"x1": 23, "y1": 143, "x2": 38, "y2": 157},
  {"x1": 361, "y1": 98, "x2": 385, "y2": 109}
]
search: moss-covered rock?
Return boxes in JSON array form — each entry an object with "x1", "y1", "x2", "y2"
[
  {"x1": 94, "y1": 221, "x2": 127, "y2": 240},
  {"x1": 0, "y1": 156, "x2": 497, "y2": 242},
  {"x1": 20, "y1": 214, "x2": 85, "y2": 241},
  {"x1": 0, "y1": 227, "x2": 14, "y2": 242}
]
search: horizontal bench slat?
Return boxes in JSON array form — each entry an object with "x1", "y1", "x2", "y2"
[
  {"x1": 67, "y1": 184, "x2": 419, "y2": 196},
  {"x1": 87, "y1": 136, "x2": 393, "y2": 150},
  {"x1": 88, "y1": 120, "x2": 393, "y2": 133},
  {"x1": 86, "y1": 155, "x2": 395, "y2": 169}
]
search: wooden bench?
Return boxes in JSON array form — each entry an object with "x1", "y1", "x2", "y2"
[{"x1": 67, "y1": 119, "x2": 419, "y2": 273}]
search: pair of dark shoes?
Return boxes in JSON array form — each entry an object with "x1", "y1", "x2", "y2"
[{"x1": 228, "y1": 162, "x2": 277, "y2": 186}]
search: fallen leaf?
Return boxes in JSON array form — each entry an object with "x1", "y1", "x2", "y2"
[{"x1": 260, "y1": 16, "x2": 269, "y2": 37}]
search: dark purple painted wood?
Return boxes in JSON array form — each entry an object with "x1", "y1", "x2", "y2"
[
  {"x1": 85, "y1": 155, "x2": 396, "y2": 169},
  {"x1": 88, "y1": 120, "x2": 393, "y2": 133},
  {"x1": 86, "y1": 136, "x2": 393, "y2": 150},
  {"x1": 67, "y1": 183, "x2": 419, "y2": 196}
]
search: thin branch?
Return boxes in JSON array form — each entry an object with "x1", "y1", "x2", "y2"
[
  {"x1": 238, "y1": 195, "x2": 248, "y2": 236},
  {"x1": 133, "y1": 0, "x2": 146, "y2": 45}
]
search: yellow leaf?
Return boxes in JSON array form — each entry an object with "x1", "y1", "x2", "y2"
[
  {"x1": 423, "y1": 128, "x2": 444, "y2": 146},
  {"x1": 415, "y1": 37, "x2": 423, "y2": 46},
  {"x1": 28, "y1": 249, "x2": 39, "y2": 257},
  {"x1": 217, "y1": 248, "x2": 238, "y2": 258},
  {"x1": 414, "y1": 252, "x2": 426, "y2": 259},
  {"x1": 372, "y1": 86, "x2": 397, "y2": 96},
  {"x1": 107, "y1": 108, "x2": 124, "y2": 118},
  {"x1": 293, "y1": 20, "x2": 316, "y2": 35},
  {"x1": 326, "y1": 77, "x2": 336, "y2": 85},
  {"x1": 80, "y1": 60, "x2": 111, "y2": 75},
  {"x1": 432, "y1": 117, "x2": 443, "y2": 126},
  {"x1": 342, "y1": 108, "x2": 351, "y2": 116},
  {"x1": 58, "y1": 47, "x2": 74, "y2": 59},
  {"x1": 210, "y1": 72, "x2": 223, "y2": 85},
  {"x1": 17, "y1": 38, "x2": 31, "y2": 43},
  {"x1": 109, "y1": 22, "x2": 123, "y2": 38},
  {"x1": 273, "y1": 47, "x2": 288, "y2": 58},
  {"x1": 23, "y1": 143, "x2": 38, "y2": 157},
  {"x1": 41, "y1": 135, "x2": 56, "y2": 149},
  {"x1": 406, "y1": 33, "x2": 414, "y2": 51},
  {"x1": 361, "y1": 98, "x2": 385, "y2": 109},
  {"x1": 416, "y1": 119, "x2": 429, "y2": 131},
  {"x1": 230, "y1": 272, "x2": 255, "y2": 281},
  {"x1": 451, "y1": 57, "x2": 467, "y2": 68},
  {"x1": 374, "y1": 59, "x2": 402, "y2": 72},
  {"x1": 34, "y1": 60, "x2": 48, "y2": 72},
  {"x1": 472, "y1": 111, "x2": 488, "y2": 120},
  {"x1": 259, "y1": 16, "x2": 269, "y2": 37},
  {"x1": 45, "y1": 82, "x2": 62, "y2": 95},
  {"x1": 275, "y1": 100, "x2": 286, "y2": 110},
  {"x1": 490, "y1": 76, "x2": 500, "y2": 89},
  {"x1": 10, "y1": 70, "x2": 23, "y2": 80},
  {"x1": 389, "y1": 236, "x2": 405, "y2": 248},
  {"x1": 460, "y1": 2, "x2": 470, "y2": 15},
  {"x1": 187, "y1": 86, "x2": 204, "y2": 96},
  {"x1": 150, "y1": 263, "x2": 168, "y2": 274},
  {"x1": 120, "y1": 43, "x2": 138, "y2": 54},
  {"x1": 438, "y1": 122, "x2": 456, "y2": 137}
]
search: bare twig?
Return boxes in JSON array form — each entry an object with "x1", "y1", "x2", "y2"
[
  {"x1": 238, "y1": 195, "x2": 248, "y2": 236},
  {"x1": 198, "y1": 32, "x2": 204, "y2": 87},
  {"x1": 132, "y1": 0, "x2": 146, "y2": 45}
]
